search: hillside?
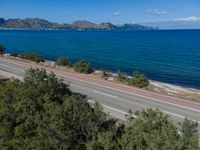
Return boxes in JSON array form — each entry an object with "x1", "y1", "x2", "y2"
[{"x1": 0, "y1": 18, "x2": 156, "y2": 30}]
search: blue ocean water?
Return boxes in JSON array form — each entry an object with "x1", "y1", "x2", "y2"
[{"x1": 0, "y1": 30, "x2": 200, "y2": 89}]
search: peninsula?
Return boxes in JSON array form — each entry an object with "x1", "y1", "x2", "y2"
[{"x1": 0, "y1": 18, "x2": 157, "y2": 30}]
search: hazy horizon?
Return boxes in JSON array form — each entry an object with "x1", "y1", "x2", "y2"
[{"x1": 1, "y1": 0, "x2": 200, "y2": 24}]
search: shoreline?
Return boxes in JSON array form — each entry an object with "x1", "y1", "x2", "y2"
[
  {"x1": 2, "y1": 54, "x2": 200, "y2": 102},
  {"x1": 93, "y1": 69, "x2": 200, "y2": 102}
]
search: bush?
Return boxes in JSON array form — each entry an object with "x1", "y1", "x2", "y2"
[
  {"x1": 115, "y1": 70, "x2": 128, "y2": 82},
  {"x1": 10, "y1": 53, "x2": 18, "y2": 57},
  {"x1": 128, "y1": 71, "x2": 149, "y2": 88},
  {"x1": 56, "y1": 57, "x2": 71, "y2": 67},
  {"x1": 0, "y1": 68, "x2": 199, "y2": 149},
  {"x1": 101, "y1": 71, "x2": 110, "y2": 78},
  {"x1": 0, "y1": 44, "x2": 6, "y2": 55},
  {"x1": 19, "y1": 52, "x2": 44, "y2": 63},
  {"x1": 73, "y1": 59, "x2": 93, "y2": 74}
]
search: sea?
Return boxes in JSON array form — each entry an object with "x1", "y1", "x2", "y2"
[{"x1": 0, "y1": 29, "x2": 200, "y2": 89}]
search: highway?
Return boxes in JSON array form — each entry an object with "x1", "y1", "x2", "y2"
[{"x1": 0, "y1": 57, "x2": 200, "y2": 129}]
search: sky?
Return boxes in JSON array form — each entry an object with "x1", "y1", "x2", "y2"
[{"x1": 0, "y1": 0, "x2": 200, "y2": 24}]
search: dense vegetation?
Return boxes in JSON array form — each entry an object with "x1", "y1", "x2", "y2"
[
  {"x1": 73, "y1": 59, "x2": 93, "y2": 74},
  {"x1": 0, "y1": 68, "x2": 199, "y2": 150},
  {"x1": 0, "y1": 44, "x2": 6, "y2": 55},
  {"x1": 115, "y1": 70, "x2": 128, "y2": 82},
  {"x1": 19, "y1": 52, "x2": 44, "y2": 63},
  {"x1": 56, "y1": 57, "x2": 71, "y2": 67},
  {"x1": 128, "y1": 71, "x2": 149, "y2": 88}
]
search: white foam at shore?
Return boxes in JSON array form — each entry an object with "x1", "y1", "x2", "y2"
[
  {"x1": 150, "y1": 80, "x2": 199, "y2": 94},
  {"x1": 94, "y1": 69, "x2": 199, "y2": 94},
  {"x1": 4, "y1": 56, "x2": 200, "y2": 94}
]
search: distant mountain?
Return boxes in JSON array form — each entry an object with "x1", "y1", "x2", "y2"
[
  {"x1": 118, "y1": 23, "x2": 157, "y2": 30},
  {"x1": 141, "y1": 20, "x2": 200, "y2": 29},
  {"x1": 0, "y1": 18, "x2": 63, "y2": 29},
  {"x1": 0, "y1": 18, "x2": 156, "y2": 30}
]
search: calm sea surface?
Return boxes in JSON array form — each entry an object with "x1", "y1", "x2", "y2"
[{"x1": 0, "y1": 30, "x2": 200, "y2": 89}]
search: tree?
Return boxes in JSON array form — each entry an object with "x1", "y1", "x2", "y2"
[
  {"x1": 0, "y1": 44, "x2": 6, "y2": 55},
  {"x1": 0, "y1": 68, "x2": 107, "y2": 149},
  {"x1": 179, "y1": 119, "x2": 200, "y2": 150},
  {"x1": 73, "y1": 59, "x2": 93, "y2": 74},
  {"x1": 116, "y1": 70, "x2": 128, "y2": 82},
  {"x1": 10, "y1": 53, "x2": 18, "y2": 57},
  {"x1": 20, "y1": 52, "x2": 44, "y2": 63},
  {"x1": 128, "y1": 71, "x2": 149, "y2": 88},
  {"x1": 100, "y1": 70, "x2": 111, "y2": 80},
  {"x1": 0, "y1": 68, "x2": 199, "y2": 149},
  {"x1": 120, "y1": 109, "x2": 181, "y2": 150},
  {"x1": 56, "y1": 57, "x2": 71, "y2": 67}
]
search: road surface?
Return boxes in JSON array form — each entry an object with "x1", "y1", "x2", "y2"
[{"x1": 0, "y1": 57, "x2": 200, "y2": 128}]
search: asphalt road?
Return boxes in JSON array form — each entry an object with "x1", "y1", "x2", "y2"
[{"x1": 0, "y1": 58, "x2": 200, "y2": 129}]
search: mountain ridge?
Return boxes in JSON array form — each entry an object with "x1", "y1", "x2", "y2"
[{"x1": 0, "y1": 18, "x2": 156, "y2": 30}]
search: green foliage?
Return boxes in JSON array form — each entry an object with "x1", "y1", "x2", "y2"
[
  {"x1": 86, "y1": 123, "x2": 124, "y2": 150},
  {"x1": 116, "y1": 70, "x2": 128, "y2": 82},
  {"x1": 56, "y1": 57, "x2": 71, "y2": 67},
  {"x1": 128, "y1": 71, "x2": 149, "y2": 88},
  {"x1": 73, "y1": 59, "x2": 93, "y2": 74},
  {"x1": 179, "y1": 119, "x2": 199, "y2": 150},
  {"x1": 19, "y1": 52, "x2": 44, "y2": 63},
  {"x1": 10, "y1": 53, "x2": 18, "y2": 57},
  {"x1": 0, "y1": 44, "x2": 6, "y2": 55},
  {"x1": 0, "y1": 68, "x2": 107, "y2": 149},
  {"x1": 101, "y1": 70, "x2": 111, "y2": 79},
  {"x1": 0, "y1": 68, "x2": 199, "y2": 150},
  {"x1": 120, "y1": 109, "x2": 181, "y2": 150}
]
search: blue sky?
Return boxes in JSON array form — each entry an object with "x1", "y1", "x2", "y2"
[{"x1": 0, "y1": 0, "x2": 200, "y2": 24}]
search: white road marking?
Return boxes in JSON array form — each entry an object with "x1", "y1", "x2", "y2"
[
  {"x1": 1, "y1": 64, "x2": 200, "y2": 124},
  {"x1": 88, "y1": 99, "x2": 137, "y2": 118},
  {"x1": 163, "y1": 111, "x2": 200, "y2": 124},
  {"x1": 0, "y1": 63, "x2": 26, "y2": 72},
  {"x1": 88, "y1": 99, "x2": 200, "y2": 123},
  {"x1": 1, "y1": 58, "x2": 200, "y2": 113},
  {"x1": 93, "y1": 90, "x2": 118, "y2": 99},
  {"x1": 0, "y1": 70, "x2": 23, "y2": 81},
  {"x1": 56, "y1": 73, "x2": 200, "y2": 113}
]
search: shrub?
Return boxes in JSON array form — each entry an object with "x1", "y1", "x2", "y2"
[
  {"x1": 20, "y1": 52, "x2": 44, "y2": 63},
  {"x1": 115, "y1": 70, "x2": 128, "y2": 82},
  {"x1": 0, "y1": 44, "x2": 6, "y2": 55},
  {"x1": 73, "y1": 59, "x2": 93, "y2": 74},
  {"x1": 101, "y1": 71, "x2": 110, "y2": 78},
  {"x1": 128, "y1": 71, "x2": 149, "y2": 88},
  {"x1": 56, "y1": 57, "x2": 71, "y2": 67},
  {"x1": 10, "y1": 53, "x2": 18, "y2": 57}
]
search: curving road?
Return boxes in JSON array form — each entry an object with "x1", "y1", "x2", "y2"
[{"x1": 0, "y1": 57, "x2": 200, "y2": 129}]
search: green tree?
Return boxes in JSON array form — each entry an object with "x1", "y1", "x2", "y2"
[
  {"x1": 100, "y1": 70, "x2": 111, "y2": 80},
  {"x1": 20, "y1": 52, "x2": 44, "y2": 63},
  {"x1": 10, "y1": 53, "x2": 18, "y2": 57},
  {"x1": 0, "y1": 68, "x2": 199, "y2": 150},
  {"x1": 128, "y1": 71, "x2": 149, "y2": 88},
  {"x1": 116, "y1": 70, "x2": 128, "y2": 82},
  {"x1": 179, "y1": 119, "x2": 200, "y2": 150},
  {"x1": 120, "y1": 109, "x2": 181, "y2": 150},
  {"x1": 73, "y1": 59, "x2": 93, "y2": 74},
  {"x1": 56, "y1": 57, "x2": 71, "y2": 67},
  {"x1": 0, "y1": 68, "x2": 107, "y2": 149},
  {"x1": 0, "y1": 44, "x2": 6, "y2": 55}
]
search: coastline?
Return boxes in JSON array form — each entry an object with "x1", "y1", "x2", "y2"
[
  {"x1": 93, "y1": 70, "x2": 200, "y2": 102},
  {"x1": 2, "y1": 54, "x2": 200, "y2": 102}
]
